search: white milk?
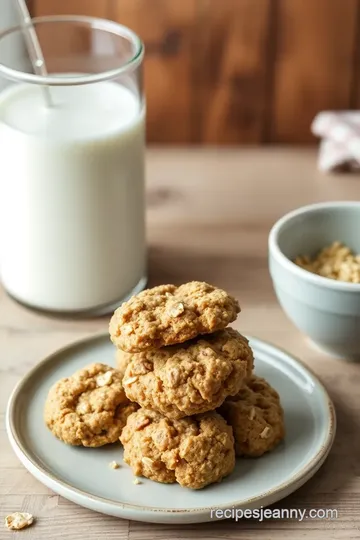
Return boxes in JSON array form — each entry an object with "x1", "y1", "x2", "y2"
[{"x1": 0, "y1": 81, "x2": 146, "y2": 312}]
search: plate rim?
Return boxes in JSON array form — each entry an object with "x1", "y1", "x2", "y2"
[{"x1": 6, "y1": 331, "x2": 336, "y2": 523}]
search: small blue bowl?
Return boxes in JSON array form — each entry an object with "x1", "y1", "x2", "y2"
[{"x1": 269, "y1": 201, "x2": 360, "y2": 361}]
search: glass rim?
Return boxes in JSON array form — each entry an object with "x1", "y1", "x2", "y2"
[{"x1": 0, "y1": 15, "x2": 144, "y2": 86}]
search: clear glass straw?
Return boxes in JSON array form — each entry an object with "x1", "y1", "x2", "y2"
[{"x1": 15, "y1": 0, "x2": 52, "y2": 106}]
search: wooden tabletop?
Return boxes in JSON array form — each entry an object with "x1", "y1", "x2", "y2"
[{"x1": 1, "y1": 148, "x2": 360, "y2": 539}]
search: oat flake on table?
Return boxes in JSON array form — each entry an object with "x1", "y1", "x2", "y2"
[{"x1": 4, "y1": 512, "x2": 34, "y2": 530}]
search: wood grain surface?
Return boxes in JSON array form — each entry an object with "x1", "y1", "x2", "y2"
[
  {"x1": 34, "y1": 0, "x2": 109, "y2": 17},
  {"x1": 271, "y1": 0, "x2": 358, "y2": 144},
  {"x1": 31, "y1": 0, "x2": 360, "y2": 144},
  {"x1": 195, "y1": 0, "x2": 271, "y2": 144},
  {"x1": 1, "y1": 148, "x2": 360, "y2": 539},
  {"x1": 111, "y1": 0, "x2": 197, "y2": 144}
]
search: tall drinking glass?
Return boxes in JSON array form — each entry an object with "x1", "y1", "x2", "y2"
[{"x1": 0, "y1": 16, "x2": 146, "y2": 315}]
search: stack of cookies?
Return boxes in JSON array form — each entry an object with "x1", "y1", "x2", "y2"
[
  {"x1": 44, "y1": 281, "x2": 285, "y2": 491},
  {"x1": 109, "y1": 281, "x2": 285, "y2": 489}
]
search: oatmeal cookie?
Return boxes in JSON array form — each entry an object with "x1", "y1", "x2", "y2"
[
  {"x1": 120, "y1": 409, "x2": 235, "y2": 489},
  {"x1": 219, "y1": 375, "x2": 285, "y2": 457},
  {"x1": 121, "y1": 328, "x2": 253, "y2": 419},
  {"x1": 44, "y1": 363, "x2": 138, "y2": 447},
  {"x1": 109, "y1": 281, "x2": 240, "y2": 352}
]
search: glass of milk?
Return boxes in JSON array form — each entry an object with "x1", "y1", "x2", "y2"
[{"x1": 0, "y1": 16, "x2": 146, "y2": 315}]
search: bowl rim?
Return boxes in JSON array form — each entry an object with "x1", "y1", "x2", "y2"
[{"x1": 268, "y1": 200, "x2": 360, "y2": 291}]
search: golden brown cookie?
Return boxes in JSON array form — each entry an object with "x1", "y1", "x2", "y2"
[
  {"x1": 121, "y1": 328, "x2": 253, "y2": 419},
  {"x1": 219, "y1": 375, "x2": 285, "y2": 457},
  {"x1": 120, "y1": 408, "x2": 235, "y2": 489},
  {"x1": 44, "y1": 363, "x2": 138, "y2": 447},
  {"x1": 109, "y1": 281, "x2": 240, "y2": 352}
]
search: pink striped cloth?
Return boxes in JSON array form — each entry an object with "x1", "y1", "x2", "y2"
[{"x1": 311, "y1": 112, "x2": 360, "y2": 172}]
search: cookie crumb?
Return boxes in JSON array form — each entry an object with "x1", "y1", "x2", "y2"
[
  {"x1": 133, "y1": 477, "x2": 141, "y2": 485},
  {"x1": 4, "y1": 512, "x2": 34, "y2": 531},
  {"x1": 249, "y1": 407, "x2": 256, "y2": 420},
  {"x1": 123, "y1": 376, "x2": 138, "y2": 385},
  {"x1": 260, "y1": 426, "x2": 270, "y2": 439},
  {"x1": 109, "y1": 461, "x2": 120, "y2": 469},
  {"x1": 96, "y1": 370, "x2": 113, "y2": 387}
]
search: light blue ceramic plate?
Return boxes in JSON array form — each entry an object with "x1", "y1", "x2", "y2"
[{"x1": 6, "y1": 333, "x2": 336, "y2": 524}]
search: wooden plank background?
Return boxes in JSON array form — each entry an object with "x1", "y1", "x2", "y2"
[{"x1": 31, "y1": 0, "x2": 360, "y2": 144}]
